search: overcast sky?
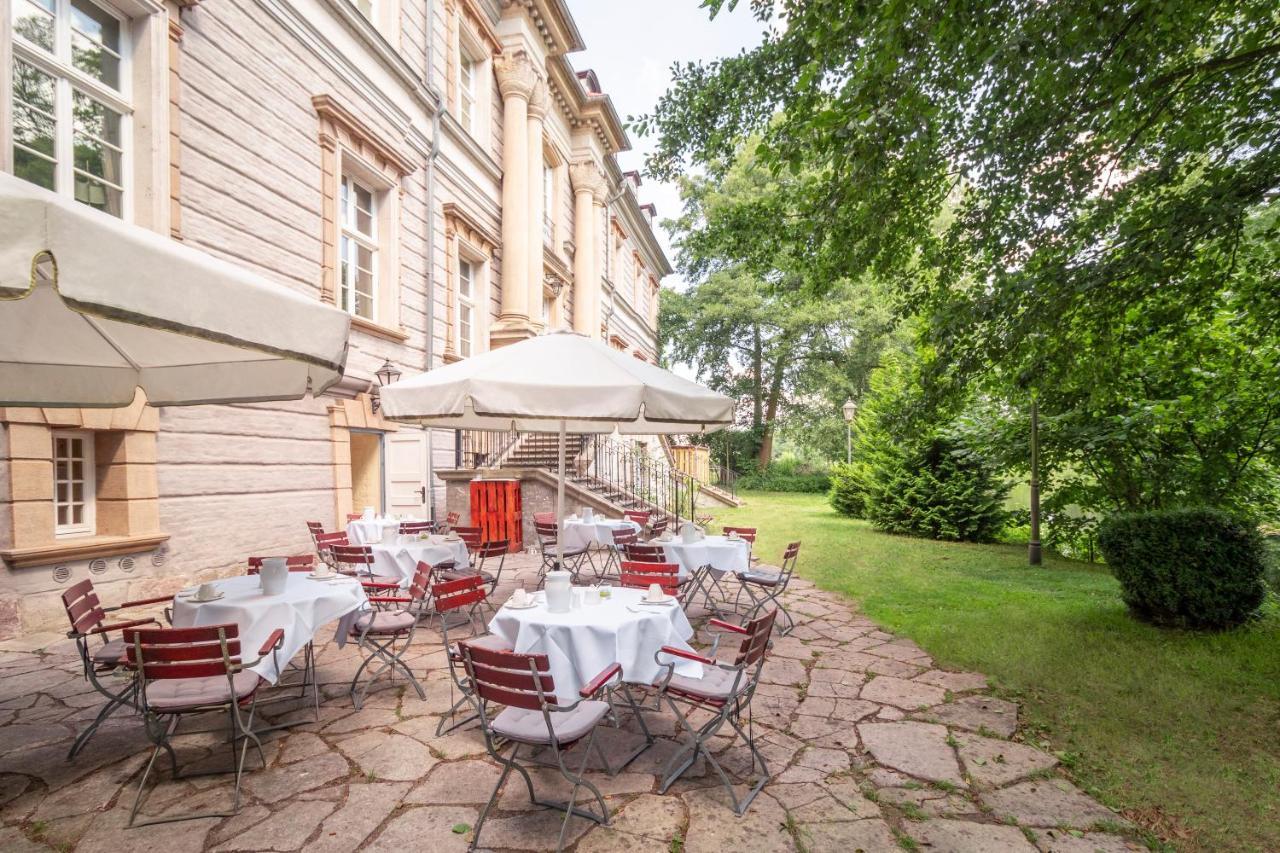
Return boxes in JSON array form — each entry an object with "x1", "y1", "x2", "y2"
[{"x1": 564, "y1": 1, "x2": 768, "y2": 291}]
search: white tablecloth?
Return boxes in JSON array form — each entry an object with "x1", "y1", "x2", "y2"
[
  {"x1": 346, "y1": 517, "x2": 429, "y2": 545},
  {"x1": 172, "y1": 574, "x2": 366, "y2": 683},
  {"x1": 562, "y1": 518, "x2": 641, "y2": 550},
  {"x1": 659, "y1": 535, "x2": 752, "y2": 579},
  {"x1": 487, "y1": 586, "x2": 701, "y2": 698},
  {"x1": 370, "y1": 536, "x2": 471, "y2": 586}
]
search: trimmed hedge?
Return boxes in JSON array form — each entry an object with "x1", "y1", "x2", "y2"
[
  {"x1": 1097, "y1": 508, "x2": 1268, "y2": 630},
  {"x1": 737, "y1": 459, "x2": 831, "y2": 493}
]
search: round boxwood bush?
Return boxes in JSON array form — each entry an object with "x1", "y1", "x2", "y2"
[{"x1": 1097, "y1": 508, "x2": 1268, "y2": 630}]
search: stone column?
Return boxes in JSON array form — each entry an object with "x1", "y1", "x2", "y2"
[
  {"x1": 570, "y1": 160, "x2": 607, "y2": 338},
  {"x1": 491, "y1": 50, "x2": 537, "y2": 345},
  {"x1": 526, "y1": 80, "x2": 548, "y2": 332}
]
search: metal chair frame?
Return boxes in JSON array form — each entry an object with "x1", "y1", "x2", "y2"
[
  {"x1": 348, "y1": 565, "x2": 432, "y2": 709},
  {"x1": 601, "y1": 526, "x2": 638, "y2": 577},
  {"x1": 735, "y1": 542, "x2": 801, "y2": 634},
  {"x1": 619, "y1": 560, "x2": 683, "y2": 602},
  {"x1": 534, "y1": 521, "x2": 597, "y2": 584},
  {"x1": 651, "y1": 609, "x2": 779, "y2": 815},
  {"x1": 313, "y1": 530, "x2": 348, "y2": 572},
  {"x1": 60, "y1": 579, "x2": 170, "y2": 761},
  {"x1": 461, "y1": 644, "x2": 652, "y2": 852},
  {"x1": 433, "y1": 574, "x2": 503, "y2": 736},
  {"x1": 123, "y1": 623, "x2": 282, "y2": 827},
  {"x1": 399, "y1": 520, "x2": 433, "y2": 535}
]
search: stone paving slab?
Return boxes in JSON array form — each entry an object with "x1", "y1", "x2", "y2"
[{"x1": 0, "y1": 553, "x2": 1140, "y2": 852}]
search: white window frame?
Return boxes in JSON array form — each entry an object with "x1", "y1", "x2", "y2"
[
  {"x1": 456, "y1": 257, "x2": 476, "y2": 358},
  {"x1": 458, "y1": 50, "x2": 476, "y2": 136},
  {"x1": 53, "y1": 430, "x2": 95, "y2": 538},
  {"x1": 543, "y1": 161, "x2": 554, "y2": 246},
  {"x1": 9, "y1": 0, "x2": 134, "y2": 220},
  {"x1": 339, "y1": 173, "x2": 379, "y2": 321}
]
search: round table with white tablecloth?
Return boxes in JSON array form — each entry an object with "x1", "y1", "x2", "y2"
[
  {"x1": 369, "y1": 535, "x2": 471, "y2": 586},
  {"x1": 561, "y1": 517, "x2": 641, "y2": 550},
  {"x1": 346, "y1": 517, "x2": 430, "y2": 546},
  {"x1": 658, "y1": 534, "x2": 751, "y2": 579},
  {"x1": 487, "y1": 586, "x2": 702, "y2": 697},
  {"x1": 171, "y1": 573, "x2": 366, "y2": 683}
]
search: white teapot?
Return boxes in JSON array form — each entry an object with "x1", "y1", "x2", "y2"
[{"x1": 680, "y1": 522, "x2": 700, "y2": 544}]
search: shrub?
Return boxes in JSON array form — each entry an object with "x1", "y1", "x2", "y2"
[
  {"x1": 737, "y1": 458, "x2": 830, "y2": 493},
  {"x1": 863, "y1": 434, "x2": 1011, "y2": 542},
  {"x1": 1097, "y1": 508, "x2": 1268, "y2": 630},
  {"x1": 828, "y1": 462, "x2": 866, "y2": 517}
]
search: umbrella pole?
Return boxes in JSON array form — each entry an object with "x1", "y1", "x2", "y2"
[{"x1": 556, "y1": 419, "x2": 566, "y2": 571}]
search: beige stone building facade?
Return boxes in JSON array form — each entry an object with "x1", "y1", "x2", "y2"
[{"x1": 0, "y1": 0, "x2": 670, "y2": 635}]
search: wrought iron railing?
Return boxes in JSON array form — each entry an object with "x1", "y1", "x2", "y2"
[
  {"x1": 583, "y1": 435, "x2": 698, "y2": 524},
  {"x1": 454, "y1": 429, "x2": 521, "y2": 469},
  {"x1": 707, "y1": 462, "x2": 738, "y2": 498}
]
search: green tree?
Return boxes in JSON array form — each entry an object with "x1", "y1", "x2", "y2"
[{"x1": 640, "y1": 0, "x2": 1280, "y2": 520}]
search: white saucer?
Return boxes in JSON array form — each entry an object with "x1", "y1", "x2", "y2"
[
  {"x1": 307, "y1": 572, "x2": 339, "y2": 581},
  {"x1": 504, "y1": 600, "x2": 539, "y2": 610},
  {"x1": 636, "y1": 595, "x2": 675, "y2": 606},
  {"x1": 190, "y1": 591, "x2": 225, "y2": 603}
]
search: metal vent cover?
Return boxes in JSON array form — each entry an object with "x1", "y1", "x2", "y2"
[
  {"x1": 52, "y1": 565, "x2": 72, "y2": 583},
  {"x1": 89, "y1": 558, "x2": 108, "y2": 575},
  {"x1": 151, "y1": 553, "x2": 166, "y2": 568},
  {"x1": 118, "y1": 556, "x2": 136, "y2": 573}
]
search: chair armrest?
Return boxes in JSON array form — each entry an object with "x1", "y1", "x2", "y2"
[
  {"x1": 257, "y1": 628, "x2": 285, "y2": 657},
  {"x1": 658, "y1": 645, "x2": 715, "y2": 666},
  {"x1": 107, "y1": 594, "x2": 174, "y2": 611},
  {"x1": 709, "y1": 618, "x2": 748, "y2": 635},
  {"x1": 361, "y1": 580, "x2": 401, "y2": 590},
  {"x1": 89, "y1": 617, "x2": 157, "y2": 635},
  {"x1": 579, "y1": 662, "x2": 622, "y2": 698},
  {"x1": 368, "y1": 596, "x2": 411, "y2": 604}
]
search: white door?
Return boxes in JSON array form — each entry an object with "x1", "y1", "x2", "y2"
[{"x1": 385, "y1": 427, "x2": 429, "y2": 518}]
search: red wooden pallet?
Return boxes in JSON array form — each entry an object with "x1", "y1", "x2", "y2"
[{"x1": 470, "y1": 478, "x2": 522, "y2": 553}]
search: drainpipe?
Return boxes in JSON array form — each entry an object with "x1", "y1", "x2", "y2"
[{"x1": 423, "y1": 0, "x2": 443, "y2": 523}]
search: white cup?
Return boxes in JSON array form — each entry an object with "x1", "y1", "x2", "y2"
[
  {"x1": 196, "y1": 582, "x2": 216, "y2": 601},
  {"x1": 647, "y1": 583, "x2": 664, "y2": 602},
  {"x1": 511, "y1": 588, "x2": 527, "y2": 607}
]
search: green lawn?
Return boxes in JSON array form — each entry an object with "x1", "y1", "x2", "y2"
[{"x1": 705, "y1": 491, "x2": 1280, "y2": 852}]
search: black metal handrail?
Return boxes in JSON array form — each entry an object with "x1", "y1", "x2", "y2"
[
  {"x1": 583, "y1": 435, "x2": 697, "y2": 525},
  {"x1": 454, "y1": 429, "x2": 521, "y2": 469}
]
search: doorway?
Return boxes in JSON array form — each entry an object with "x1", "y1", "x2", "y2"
[{"x1": 350, "y1": 430, "x2": 384, "y2": 515}]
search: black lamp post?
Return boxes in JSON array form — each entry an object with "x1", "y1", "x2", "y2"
[
  {"x1": 371, "y1": 359, "x2": 401, "y2": 413},
  {"x1": 842, "y1": 398, "x2": 857, "y2": 464},
  {"x1": 1028, "y1": 396, "x2": 1042, "y2": 566}
]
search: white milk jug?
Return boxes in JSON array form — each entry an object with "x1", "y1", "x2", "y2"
[
  {"x1": 260, "y1": 557, "x2": 289, "y2": 595},
  {"x1": 544, "y1": 570, "x2": 572, "y2": 613}
]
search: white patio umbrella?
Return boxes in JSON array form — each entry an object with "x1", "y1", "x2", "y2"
[
  {"x1": 0, "y1": 173, "x2": 351, "y2": 407},
  {"x1": 379, "y1": 330, "x2": 734, "y2": 567}
]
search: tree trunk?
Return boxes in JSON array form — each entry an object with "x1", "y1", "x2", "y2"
[
  {"x1": 757, "y1": 347, "x2": 789, "y2": 468},
  {"x1": 751, "y1": 325, "x2": 763, "y2": 429}
]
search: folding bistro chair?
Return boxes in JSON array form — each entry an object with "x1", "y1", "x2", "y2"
[
  {"x1": 452, "y1": 525, "x2": 483, "y2": 553},
  {"x1": 622, "y1": 542, "x2": 667, "y2": 564},
  {"x1": 346, "y1": 512, "x2": 363, "y2": 522},
  {"x1": 438, "y1": 510, "x2": 461, "y2": 533},
  {"x1": 305, "y1": 520, "x2": 325, "y2": 546},
  {"x1": 601, "y1": 526, "x2": 637, "y2": 576},
  {"x1": 723, "y1": 526, "x2": 759, "y2": 564},
  {"x1": 440, "y1": 539, "x2": 509, "y2": 600},
  {"x1": 314, "y1": 530, "x2": 348, "y2": 571},
  {"x1": 399, "y1": 520, "x2": 432, "y2": 535},
  {"x1": 736, "y1": 542, "x2": 801, "y2": 634},
  {"x1": 246, "y1": 554, "x2": 314, "y2": 574},
  {"x1": 651, "y1": 609, "x2": 779, "y2": 815},
  {"x1": 460, "y1": 644, "x2": 653, "y2": 852},
  {"x1": 123, "y1": 623, "x2": 283, "y2": 826},
  {"x1": 648, "y1": 517, "x2": 669, "y2": 539},
  {"x1": 60, "y1": 579, "x2": 170, "y2": 760},
  {"x1": 534, "y1": 520, "x2": 597, "y2": 583},
  {"x1": 432, "y1": 574, "x2": 510, "y2": 736},
  {"x1": 330, "y1": 543, "x2": 398, "y2": 585},
  {"x1": 623, "y1": 509, "x2": 652, "y2": 530},
  {"x1": 348, "y1": 564, "x2": 432, "y2": 709},
  {"x1": 619, "y1": 560, "x2": 684, "y2": 602}
]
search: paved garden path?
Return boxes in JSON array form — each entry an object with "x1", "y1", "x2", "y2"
[{"x1": 0, "y1": 557, "x2": 1143, "y2": 852}]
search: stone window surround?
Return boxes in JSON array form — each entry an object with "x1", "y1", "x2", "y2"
[
  {"x1": 442, "y1": 202, "x2": 497, "y2": 363},
  {"x1": 313, "y1": 93, "x2": 417, "y2": 343},
  {"x1": 0, "y1": 393, "x2": 167, "y2": 570},
  {"x1": 0, "y1": 0, "x2": 173, "y2": 234},
  {"x1": 446, "y1": 0, "x2": 499, "y2": 147}
]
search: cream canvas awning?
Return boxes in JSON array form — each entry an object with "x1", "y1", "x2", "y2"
[{"x1": 0, "y1": 173, "x2": 351, "y2": 408}]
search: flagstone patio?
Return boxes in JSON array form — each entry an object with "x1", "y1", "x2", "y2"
[{"x1": 0, "y1": 556, "x2": 1142, "y2": 852}]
